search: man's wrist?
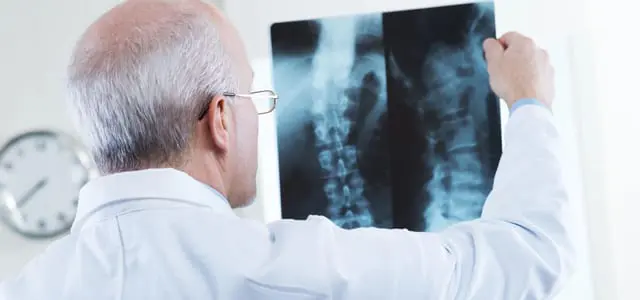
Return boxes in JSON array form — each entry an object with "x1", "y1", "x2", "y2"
[{"x1": 509, "y1": 98, "x2": 549, "y2": 115}]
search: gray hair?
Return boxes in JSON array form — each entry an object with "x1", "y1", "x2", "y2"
[{"x1": 66, "y1": 2, "x2": 237, "y2": 174}]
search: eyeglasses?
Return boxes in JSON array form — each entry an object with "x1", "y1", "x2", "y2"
[{"x1": 197, "y1": 89, "x2": 279, "y2": 120}]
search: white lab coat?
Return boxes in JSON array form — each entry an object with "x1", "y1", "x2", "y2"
[{"x1": 0, "y1": 105, "x2": 575, "y2": 299}]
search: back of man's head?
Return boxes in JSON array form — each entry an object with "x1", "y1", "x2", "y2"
[{"x1": 67, "y1": 0, "x2": 237, "y2": 174}]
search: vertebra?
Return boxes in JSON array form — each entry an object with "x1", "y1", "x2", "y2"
[{"x1": 310, "y1": 16, "x2": 375, "y2": 229}]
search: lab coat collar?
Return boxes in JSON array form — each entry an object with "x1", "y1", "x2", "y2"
[{"x1": 72, "y1": 168, "x2": 234, "y2": 232}]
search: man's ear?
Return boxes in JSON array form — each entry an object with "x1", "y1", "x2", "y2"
[{"x1": 206, "y1": 95, "x2": 230, "y2": 153}]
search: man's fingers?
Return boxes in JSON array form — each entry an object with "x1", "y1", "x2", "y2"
[
  {"x1": 483, "y1": 38, "x2": 504, "y2": 62},
  {"x1": 499, "y1": 31, "x2": 530, "y2": 47}
]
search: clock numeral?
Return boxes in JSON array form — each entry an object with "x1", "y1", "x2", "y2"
[
  {"x1": 73, "y1": 198, "x2": 78, "y2": 207},
  {"x1": 37, "y1": 219, "x2": 47, "y2": 229},
  {"x1": 2, "y1": 163, "x2": 12, "y2": 171},
  {"x1": 57, "y1": 213, "x2": 67, "y2": 222}
]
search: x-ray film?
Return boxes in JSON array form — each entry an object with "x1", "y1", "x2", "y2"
[{"x1": 270, "y1": 2, "x2": 502, "y2": 232}]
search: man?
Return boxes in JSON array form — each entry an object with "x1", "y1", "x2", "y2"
[{"x1": 0, "y1": 0, "x2": 575, "y2": 299}]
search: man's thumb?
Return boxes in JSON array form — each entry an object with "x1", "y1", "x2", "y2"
[{"x1": 483, "y1": 38, "x2": 504, "y2": 62}]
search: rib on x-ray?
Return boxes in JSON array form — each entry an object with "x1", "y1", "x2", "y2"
[{"x1": 270, "y1": 1, "x2": 502, "y2": 232}]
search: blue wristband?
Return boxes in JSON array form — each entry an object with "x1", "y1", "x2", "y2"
[{"x1": 510, "y1": 98, "x2": 547, "y2": 115}]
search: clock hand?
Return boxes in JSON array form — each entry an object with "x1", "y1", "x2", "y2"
[{"x1": 17, "y1": 178, "x2": 48, "y2": 208}]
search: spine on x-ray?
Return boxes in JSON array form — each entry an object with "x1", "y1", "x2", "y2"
[
  {"x1": 423, "y1": 109, "x2": 487, "y2": 232},
  {"x1": 310, "y1": 18, "x2": 374, "y2": 229}
]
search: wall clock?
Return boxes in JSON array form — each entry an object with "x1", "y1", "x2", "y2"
[{"x1": 0, "y1": 130, "x2": 97, "y2": 239}]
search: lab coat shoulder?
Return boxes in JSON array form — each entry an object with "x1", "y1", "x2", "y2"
[
  {"x1": 0, "y1": 234, "x2": 76, "y2": 300},
  {"x1": 0, "y1": 219, "x2": 125, "y2": 300}
]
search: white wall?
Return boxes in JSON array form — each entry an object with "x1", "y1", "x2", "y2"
[
  {"x1": 573, "y1": 1, "x2": 640, "y2": 299},
  {"x1": 0, "y1": 0, "x2": 123, "y2": 280},
  {"x1": 225, "y1": 0, "x2": 600, "y2": 300}
]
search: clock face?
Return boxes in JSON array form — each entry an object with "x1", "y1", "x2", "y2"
[{"x1": 0, "y1": 131, "x2": 95, "y2": 238}]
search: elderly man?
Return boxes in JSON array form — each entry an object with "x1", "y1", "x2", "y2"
[{"x1": 0, "y1": 0, "x2": 575, "y2": 299}]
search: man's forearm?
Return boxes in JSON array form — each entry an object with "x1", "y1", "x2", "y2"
[
  {"x1": 438, "y1": 101, "x2": 576, "y2": 299},
  {"x1": 485, "y1": 101, "x2": 575, "y2": 294},
  {"x1": 483, "y1": 101, "x2": 567, "y2": 229}
]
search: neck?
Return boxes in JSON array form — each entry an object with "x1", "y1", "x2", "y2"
[{"x1": 178, "y1": 151, "x2": 229, "y2": 201}]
